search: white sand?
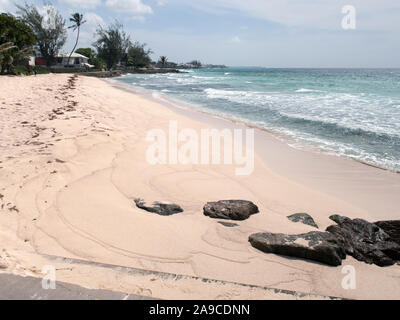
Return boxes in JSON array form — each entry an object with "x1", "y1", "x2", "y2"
[{"x1": 0, "y1": 74, "x2": 399, "y2": 300}]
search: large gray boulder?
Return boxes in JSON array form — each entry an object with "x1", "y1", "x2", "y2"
[
  {"x1": 327, "y1": 215, "x2": 400, "y2": 267},
  {"x1": 134, "y1": 199, "x2": 183, "y2": 216},
  {"x1": 249, "y1": 231, "x2": 346, "y2": 266},
  {"x1": 203, "y1": 200, "x2": 259, "y2": 221},
  {"x1": 287, "y1": 213, "x2": 318, "y2": 228}
]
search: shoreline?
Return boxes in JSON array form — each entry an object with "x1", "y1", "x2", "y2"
[
  {"x1": 1, "y1": 74, "x2": 400, "y2": 300},
  {"x1": 107, "y1": 77, "x2": 400, "y2": 176},
  {"x1": 108, "y1": 78, "x2": 400, "y2": 221}
]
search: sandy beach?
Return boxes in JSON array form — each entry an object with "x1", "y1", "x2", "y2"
[{"x1": 0, "y1": 73, "x2": 399, "y2": 300}]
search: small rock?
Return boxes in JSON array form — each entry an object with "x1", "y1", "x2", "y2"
[
  {"x1": 134, "y1": 199, "x2": 183, "y2": 216},
  {"x1": 218, "y1": 221, "x2": 239, "y2": 228},
  {"x1": 287, "y1": 213, "x2": 318, "y2": 228},
  {"x1": 203, "y1": 200, "x2": 259, "y2": 221},
  {"x1": 249, "y1": 231, "x2": 346, "y2": 266},
  {"x1": 327, "y1": 215, "x2": 400, "y2": 267}
]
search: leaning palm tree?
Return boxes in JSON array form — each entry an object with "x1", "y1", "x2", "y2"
[{"x1": 67, "y1": 13, "x2": 86, "y2": 66}]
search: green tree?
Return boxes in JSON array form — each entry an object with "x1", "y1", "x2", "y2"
[
  {"x1": 17, "y1": 3, "x2": 67, "y2": 67},
  {"x1": 76, "y1": 47, "x2": 105, "y2": 70},
  {"x1": 93, "y1": 22, "x2": 131, "y2": 70},
  {"x1": 75, "y1": 47, "x2": 95, "y2": 60},
  {"x1": 67, "y1": 13, "x2": 86, "y2": 66},
  {"x1": 90, "y1": 57, "x2": 105, "y2": 70},
  {"x1": 126, "y1": 42, "x2": 152, "y2": 68},
  {"x1": 159, "y1": 56, "x2": 167, "y2": 68},
  {"x1": 190, "y1": 60, "x2": 202, "y2": 68},
  {"x1": 0, "y1": 13, "x2": 36, "y2": 74}
]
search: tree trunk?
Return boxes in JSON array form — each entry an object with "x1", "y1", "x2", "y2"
[{"x1": 67, "y1": 27, "x2": 80, "y2": 66}]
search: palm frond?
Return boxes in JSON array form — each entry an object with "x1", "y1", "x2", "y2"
[{"x1": 0, "y1": 42, "x2": 17, "y2": 54}]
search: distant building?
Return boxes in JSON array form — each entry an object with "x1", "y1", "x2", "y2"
[
  {"x1": 34, "y1": 52, "x2": 94, "y2": 68},
  {"x1": 28, "y1": 56, "x2": 35, "y2": 66},
  {"x1": 53, "y1": 52, "x2": 93, "y2": 68}
]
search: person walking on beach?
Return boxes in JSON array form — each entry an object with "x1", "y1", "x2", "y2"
[{"x1": 33, "y1": 66, "x2": 37, "y2": 76}]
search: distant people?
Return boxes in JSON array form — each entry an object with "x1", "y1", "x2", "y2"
[
  {"x1": 33, "y1": 66, "x2": 37, "y2": 76},
  {"x1": 26, "y1": 64, "x2": 31, "y2": 75}
]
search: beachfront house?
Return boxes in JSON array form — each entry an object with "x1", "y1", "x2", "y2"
[
  {"x1": 34, "y1": 52, "x2": 94, "y2": 69},
  {"x1": 53, "y1": 52, "x2": 94, "y2": 69}
]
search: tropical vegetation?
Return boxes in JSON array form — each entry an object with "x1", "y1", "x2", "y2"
[
  {"x1": 0, "y1": 13, "x2": 36, "y2": 74},
  {"x1": 17, "y1": 3, "x2": 67, "y2": 67}
]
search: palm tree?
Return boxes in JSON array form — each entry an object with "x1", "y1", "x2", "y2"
[
  {"x1": 67, "y1": 13, "x2": 86, "y2": 66},
  {"x1": 159, "y1": 56, "x2": 168, "y2": 68}
]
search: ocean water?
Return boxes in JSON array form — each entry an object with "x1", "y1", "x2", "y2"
[{"x1": 115, "y1": 68, "x2": 400, "y2": 171}]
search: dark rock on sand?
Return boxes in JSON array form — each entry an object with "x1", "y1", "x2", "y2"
[
  {"x1": 134, "y1": 199, "x2": 183, "y2": 216},
  {"x1": 326, "y1": 215, "x2": 400, "y2": 267},
  {"x1": 218, "y1": 221, "x2": 239, "y2": 228},
  {"x1": 249, "y1": 231, "x2": 346, "y2": 266},
  {"x1": 203, "y1": 200, "x2": 259, "y2": 221},
  {"x1": 375, "y1": 221, "x2": 400, "y2": 246},
  {"x1": 287, "y1": 213, "x2": 318, "y2": 228}
]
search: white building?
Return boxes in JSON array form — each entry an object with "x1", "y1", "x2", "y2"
[{"x1": 53, "y1": 52, "x2": 93, "y2": 68}]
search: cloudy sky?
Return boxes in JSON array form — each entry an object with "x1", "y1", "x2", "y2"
[{"x1": 1, "y1": 0, "x2": 400, "y2": 67}]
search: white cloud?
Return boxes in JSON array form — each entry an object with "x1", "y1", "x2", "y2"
[
  {"x1": 229, "y1": 36, "x2": 241, "y2": 43},
  {"x1": 129, "y1": 15, "x2": 147, "y2": 23},
  {"x1": 169, "y1": 0, "x2": 400, "y2": 31},
  {"x1": 84, "y1": 11, "x2": 106, "y2": 28},
  {"x1": 59, "y1": 0, "x2": 101, "y2": 10},
  {"x1": 105, "y1": 0, "x2": 153, "y2": 14},
  {"x1": 0, "y1": 0, "x2": 14, "y2": 13}
]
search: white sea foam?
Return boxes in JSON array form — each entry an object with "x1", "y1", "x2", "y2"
[
  {"x1": 115, "y1": 69, "x2": 400, "y2": 171},
  {"x1": 295, "y1": 88, "x2": 320, "y2": 93}
]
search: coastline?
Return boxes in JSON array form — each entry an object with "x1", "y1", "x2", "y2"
[
  {"x1": 109, "y1": 75, "x2": 400, "y2": 175},
  {"x1": 0, "y1": 74, "x2": 400, "y2": 300},
  {"x1": 108, "y1": 78, "x2": 400, "y2": 220}
]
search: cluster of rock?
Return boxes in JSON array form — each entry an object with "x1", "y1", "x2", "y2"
[
  {"x1": 327, "y1": 216, "x2": 400, "y2": 267},
  {"x1": 251, "y1": 214, "x2": 400, "y2": 267},
  {"x1": 134, "y1": 199, "x2": 259, "y2": 220},
  {"x1": 133, "y1": 198, "x2": 400, "y2": 267}
]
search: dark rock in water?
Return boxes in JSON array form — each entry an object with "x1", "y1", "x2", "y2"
[
  {"x1": 287, "y1": 213, "x2": 318, "y2": 228},
  {"x1": 249, "y1": 231, "x2": 346, "y2": 266},
  {"x1": 218, "y1": 221, "x2": 239, "y2": 228},
  {"x1": 134, "y1": 199, "x2": 183, "y2": 216},
  {"x1": 203, "y1": 200, "x2": 259, "y2": 221},
  {"x1": 375, "y1": 221, "x2": 400, "y2": 246},
  {"x1": 326, "y1": 215, "x2": 400, "y2": 267}
]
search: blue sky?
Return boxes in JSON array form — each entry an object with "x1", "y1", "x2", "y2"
[{"x1": 1, "y1": 0, "x2": 400, "y2": 67}]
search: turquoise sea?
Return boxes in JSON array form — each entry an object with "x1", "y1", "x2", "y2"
[{"x1": 115, "y1": 68, "x2": 400, "y2": 171}]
